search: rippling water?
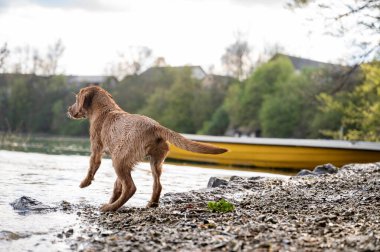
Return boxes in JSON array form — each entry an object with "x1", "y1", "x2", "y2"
[{"x1": 0, "y1": 150, "x2": 289, "y2": 251}]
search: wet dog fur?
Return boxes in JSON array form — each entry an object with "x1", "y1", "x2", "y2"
[{"x1": 67, "y1": 86, "x2": 227, "y2": 212}]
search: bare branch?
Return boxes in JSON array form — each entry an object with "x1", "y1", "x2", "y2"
[
  {"x1": 0, "y1": 43, "x2": 10, "y2": 72},
  {"x1": 221, "y1": 34, "x2": 252, "y2": 80}
]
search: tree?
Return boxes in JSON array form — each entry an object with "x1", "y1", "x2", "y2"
[
  {"x1": 223, "y1": 82, "x2": 244, "y2": 128},
  {"x1": 224, "y1": 55, "x2": 295, "y2": 132},
  {"x1": 12, "y1": 46, "x2": 32, "y2": 74},
  {"x1": 317, "y1": 62, "x2": 380, "y2": 141},
  {"x1": 288, "y1": 0, "x2": 380, "y2": 61},
  {"x1": 139, "y1": 67, "x2": 213, "y2": 133},
  {"x1": 259, "y1": 75, "x2": 305, "y2": 138},
  {"x1": 4, "y1": 40, "x2": 65, "y2": 75},
  {"x1": 139, "y1": 68, "x2": 197, "y2": 133},
  {"x1": 106, "y1": 46, "x2": 152, "y2": 80},
  {"x1": 221, "y1": 33, "x2": 252, "y2": 80},
  {"x1": 111, "y1": 65, "x2": 175, "y2": 113},
  {"x1": 44, "y1": 39, "x2": 65, "y2": 75},
  {"x1": 0, "y1": 43, "x2": 9, "y2": 72},
  {"x1": 222, "y1": 55, "x2": 354, "y2": 138},
  {"x1": 198, "y1": 106, "x2": 230, "y2": 136}
]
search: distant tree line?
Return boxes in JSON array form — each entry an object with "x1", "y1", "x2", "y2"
[
  {"x1": 1, "y1": 21, "x2": 380, "y2": 141},
  {"x1": 0, "y1": 54, "x2": 379, "y2": 141}
]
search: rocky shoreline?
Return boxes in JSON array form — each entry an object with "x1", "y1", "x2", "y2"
[{"x1": 10, "y1": 163, "x2": 380, "y2": 251}]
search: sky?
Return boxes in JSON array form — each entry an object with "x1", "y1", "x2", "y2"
[{"x1": 0, "y1": 0, "x2": 358, "y2": 76}]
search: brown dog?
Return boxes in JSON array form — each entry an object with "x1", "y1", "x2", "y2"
[{"x1": 67, "y1": 86, "x2": 227, "y2": 212}]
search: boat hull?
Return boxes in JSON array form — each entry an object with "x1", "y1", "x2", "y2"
[{"x1": 167, "y1": 140, "x2": 380, "y2": 169}]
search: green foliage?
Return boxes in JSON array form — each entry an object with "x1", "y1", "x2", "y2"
[
  {"x1": 139, "y1": 68, "x2": 197, "y2": 132},
  {"x1": 0, "y1": 74, "x2": 89, "y2": 136},
  {"x1": 0, "y1": 66, "x2": 230, "y2": 136},
  {"x1": 139, "y1": 67, "x2": 219, "y2": 133},
  {"x1": 207, "y1": 199, "x2": 235, "y2": 213},
  {"x1": 112, "y1": 68, "x2": 174, "y2": 113},
  {"x1": 317, "y1": 62, "x2": 380, "y2": 141},
  {"x1": 223, "y1": 82, "x2": 244, "y2": 128},
  {"x1": 198, "y1": 106, "x2": 230, "y2": 135},
  {"x1": 221, "y1": 54, "x2": 369, "y2": 139},
  {"x1": 259, "y1": 94, "x2": 301, "y2": 138},
  {"x1": 0, "y1": 56, "x2": 370, "y2": 141},
  {"x1": 224, "y1": 56, "x2": 296, "y2": 134}
]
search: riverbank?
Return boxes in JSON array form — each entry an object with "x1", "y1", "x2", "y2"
[
  {"x1": 52, "y1": 162, "x2": 380, "y2": 251},
  {"x1": 0, "y1": 150, "x2": 289, "y2": 252}
]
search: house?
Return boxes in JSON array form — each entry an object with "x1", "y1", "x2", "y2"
[
  {"x1": 271, "y1": 53, "x2": 341, "y2": 72},
  {"x1": 140, "y1": 65, "x2": 236, "y2": 89},
  {"x1": 67, "y1": 75, "x2": 117, "y2": 87}
]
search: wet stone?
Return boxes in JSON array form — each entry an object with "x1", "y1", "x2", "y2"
[
  {"x1": 313, "y1": 163, "x2": 338, "y2": 175},
  {"x1": 59, "y1": 200, "x2": 73, "y2": 211},
  {"x1": 207, "y1": 177, "x2": 228, "y2": 188},
  {"x1": 65, "y1": 228, "x2": 74, "y2": 238},
  {"x1": 229, "y1": 176, "x2": 244, "y2": 182},
  {"x1": 0, "y1": 231, "x2": 30, "y2": 241},
  {"x1": 10, "y1": 196, "x2": 57, "y2": 213}
]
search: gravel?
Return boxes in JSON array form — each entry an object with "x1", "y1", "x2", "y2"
[{"x1": 54, "y1": 163, "x2": 380, "y2": 251}]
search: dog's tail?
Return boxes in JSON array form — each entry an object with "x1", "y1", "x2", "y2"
[{"x1": 156, "y1": 126, "x2": 227, "y2": 154}]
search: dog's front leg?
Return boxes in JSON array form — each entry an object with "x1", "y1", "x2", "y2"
[{"x1": 80, "y1": 152, "x2": 102, "y2": 188}]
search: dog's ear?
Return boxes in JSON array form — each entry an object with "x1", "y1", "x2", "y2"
[{"x1": 77, "y1": 88, "x2": 95, "y2": 112}]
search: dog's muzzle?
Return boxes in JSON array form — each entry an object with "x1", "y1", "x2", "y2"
[{"x1": 67, "y1": 106, "x2": 78, "y2": 119}]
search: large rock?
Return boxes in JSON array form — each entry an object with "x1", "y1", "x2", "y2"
[
  {"x1": 313, "y1": 163, "x2": 338, "y2": 175},
  {"x1": 296, "y1": 164, "x2": 339, "y2": 177},
  {"x1": 229, "y1": 175, "x2": 244, "y2": 182},
  {"x1": 0, "y1": 231, "x2": 30, "y2": 241},
  {"x1": 10, "y1": 196, "x2": 57, "y2": 213},
  {"x1": 207, "y1": 177, "x2": 228, "y2": 188}
]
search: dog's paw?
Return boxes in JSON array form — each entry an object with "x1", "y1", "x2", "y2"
[
  {"x1": 79, "y1": 178, "x2": 92, "y2": 188},
  {"x1": 100, "y1": 203, "x2": 115, "y2": 212},
  {"x1": 146, "y1": 201, "x2": 159, "y2": 208}
]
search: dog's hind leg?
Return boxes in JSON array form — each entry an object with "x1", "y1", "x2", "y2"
[
  {"x1": 108, "y1": 178, "x2": 122, "y2": 204},
  {"x1": 100, "y1": 163, "x2": 136, "y2": 212},
  {"x1": 147, "y1": 139, "x2": 169, "y2": 208}
]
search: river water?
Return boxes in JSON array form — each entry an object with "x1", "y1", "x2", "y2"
[{"x1": 0, "y1": 150, "x2": 290, "y2": 251}]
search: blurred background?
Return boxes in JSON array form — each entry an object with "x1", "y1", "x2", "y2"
[{"x1": 0, "y1": 0, "x2": 379, "y2": 141}]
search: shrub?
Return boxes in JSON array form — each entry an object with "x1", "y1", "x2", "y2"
[{"x1": 207, "y1": 199, "x2": 235, "y2": 213}]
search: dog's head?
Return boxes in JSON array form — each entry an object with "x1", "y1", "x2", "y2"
[
  {"x1": 68, "y1": 86, "x2": 117, "y2": 120},
  {"x1": 67, "y1": 86, "x2": 97, "y2": 119}
]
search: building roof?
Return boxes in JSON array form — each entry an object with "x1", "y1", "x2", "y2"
[
  {"x1": 67, "y1": 75, "x2": 113, "y2": 84},
  {"x1": 273, "y1": 53, "x2": 339, "y2": 71}
]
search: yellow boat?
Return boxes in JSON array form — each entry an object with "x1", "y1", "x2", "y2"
[{"x1": 167, "y1": 134, "x2": 380, "y2": 169}]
